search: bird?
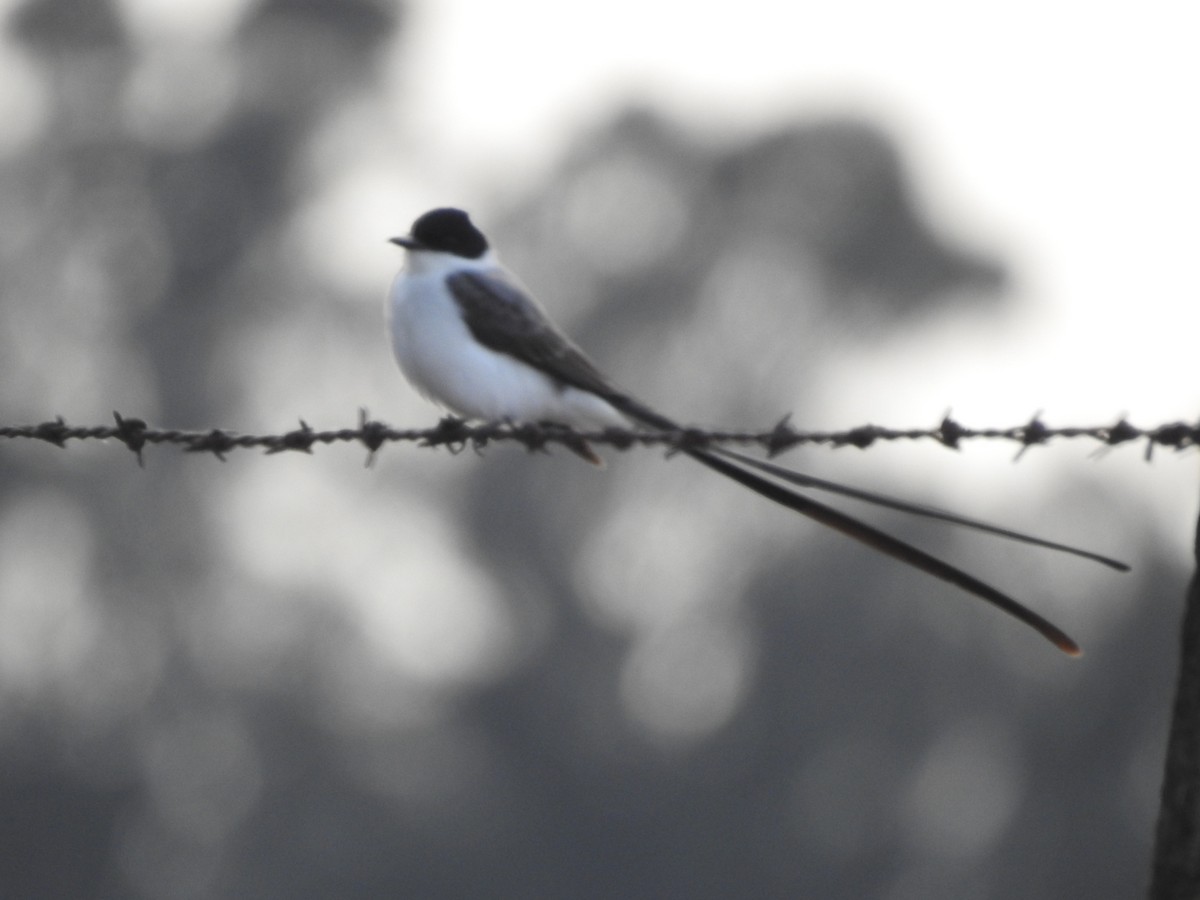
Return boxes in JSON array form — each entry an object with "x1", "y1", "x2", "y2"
[{"x1": 386, "y1": 207, "x2": 1128, "y2": 656}]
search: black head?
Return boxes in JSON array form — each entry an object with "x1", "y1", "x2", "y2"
[{"x1": 389, "y1": 208, "x2": 489, "y2": 258}]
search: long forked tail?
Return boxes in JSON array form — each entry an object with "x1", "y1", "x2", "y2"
[
  {"x1": 606, "y1": 395, "x2": 1124, "y2": 655},
  {"x1": 688, "y1": 446, "x2": 1081, "y2": 655}
]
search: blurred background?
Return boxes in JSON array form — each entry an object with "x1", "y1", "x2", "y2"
[{"x1": 0, "y1": 0, "x2": 1197, "y2": 897}]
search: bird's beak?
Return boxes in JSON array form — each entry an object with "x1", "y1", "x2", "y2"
[{"x1": 389, "y1": 235, "x2": 422, "y2": 249}]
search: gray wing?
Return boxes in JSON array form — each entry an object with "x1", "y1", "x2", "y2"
[{"x1": 448, "y1": 269, "x2": 655, "y2": 418}]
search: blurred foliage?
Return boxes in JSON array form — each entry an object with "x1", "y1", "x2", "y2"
[{"x1": 0, "y1": 1, "x2": 1179, "y2": 898}]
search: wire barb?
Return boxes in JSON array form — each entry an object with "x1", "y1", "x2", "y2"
[
  {"x1": 264, "y1": 420, "x2": 316, "y2": 455},
  {"x1": 111, "y1": 411, "x2": 147, "y2": 467}
]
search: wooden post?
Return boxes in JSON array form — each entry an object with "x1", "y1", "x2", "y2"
[{"x1": 1150, "y1": 489, "x2": 1200, "y2": 898}]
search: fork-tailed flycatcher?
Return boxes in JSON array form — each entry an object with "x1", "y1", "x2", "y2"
[{"x1": 386, "y1": 207, "x2": 1128, "y2": 656}]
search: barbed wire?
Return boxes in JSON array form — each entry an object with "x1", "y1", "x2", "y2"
[{"x1": 1, "y1": 410, "x2": 1197, "y2": 467}]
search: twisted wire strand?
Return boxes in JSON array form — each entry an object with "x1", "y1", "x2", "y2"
[{"x1": 1, "y1": 411, "x2": 1195, "y2": 466}]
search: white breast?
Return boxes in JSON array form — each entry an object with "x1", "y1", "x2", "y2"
[{"x1": 386, "y1": 254, "x2": 627, "y2": 429}]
